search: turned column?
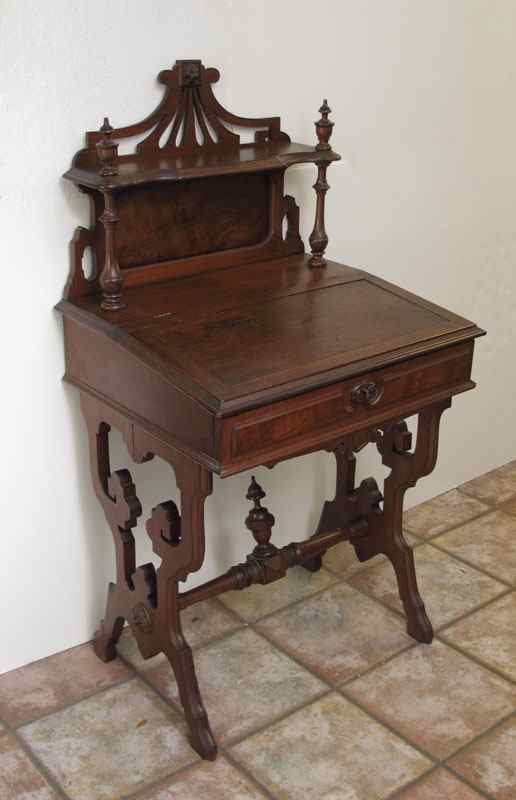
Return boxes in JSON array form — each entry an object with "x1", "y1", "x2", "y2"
[
  {"x1": 308, "y1": 100, "x2": 334, "y2": 268},
  {"x1": 95, "y1": 118, "x2": 125, "y2": 311},
  {"x1": 99, "y1": 190, "x2": 125, "y2": 311}
]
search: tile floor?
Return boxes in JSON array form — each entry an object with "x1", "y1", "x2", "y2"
[{"x1": 1, "y1": 460, "x2": 516, "y2": 799}]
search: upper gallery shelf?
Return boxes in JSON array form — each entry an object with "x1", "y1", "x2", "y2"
[{"x1": 63, "y1": 59, "x2": 340, "y2": 190}]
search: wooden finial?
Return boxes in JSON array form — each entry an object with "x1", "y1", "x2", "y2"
[
  {"x1": 245, "y1": 477, "x2": 276, "y2": 559},
  {"x1": 96, "y1": 117, "x2": 119, "y2": 176},
  {"x1": 315, "y1": 99, "x2": 334, "y2": 151},
  {"x1": 246, "y1": 476, "x2": 266, "y2": 505}
]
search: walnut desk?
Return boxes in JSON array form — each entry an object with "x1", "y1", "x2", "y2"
[{"x1": 57, "y1": 59, "x2": 484, "y2": 761}]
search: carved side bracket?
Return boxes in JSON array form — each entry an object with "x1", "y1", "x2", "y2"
[
  {"x1": 63, "y1": 226, "x2": 96, "y2": 300},
  {"x1": 281, "y1": 194, "x2": 303, "y2": 248}
]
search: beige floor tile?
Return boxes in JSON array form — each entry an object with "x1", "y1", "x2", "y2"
[
  {"x1": 0, "y1": 732, "x2": 60, "y2": 799},
  {"x1": 441, "y1": 593, "x2": 516, "y2": 681},
  {"x1": 448, "y1": 715, "x2": 516, "y2": 800},
  {"x1": 345, "y1": 640, "x2": 516, "y2": 759},
  {"x1": 0, "y1": 642, "x2": 130, "y2": 727},
  {"x1": 231, "y1": 692, "x2": 431, "y2": 800},
  {"x1": 220, "y1": 565, "x2": 335, "y2": 622},
  {"x1": 117, "y1": 599, "x2": 242, "y2": 671},
  {"x1": 396, "y1": 767, "x2": 485, "y2": 799},
  {"x1": 321, "y1": 532, "x2": 420, "y2": 577},
  {"x1": 404, "y1": 489, "x2": 488, "y2": 538},
  {"x1": 19, "y1": 679, "x2": 197, "y2": 800},
  {"x1": 501, "y1": 495, "x2": 516, "y2": 516},
  {"x1": 321, "y1": 539, "x2": 387, "y2": 576},
  {"x1": 256, "y1": 582, "x2": 412, "y2": 685},
  {"x1": 136, "y1": 756, "x2": 267, "y2": 799},
  {"x1": 144, "y1": 628, "x2": 326, "y2": 745},
  {"x1": 459, "y1": 460, "x2": 516, "y2": 505},
  {"x1": 434, "y1": 511, "x2": 516, "y2": 585},
  {"x1": 349, "y1": 544, "x2": 505, "y2": 629}
]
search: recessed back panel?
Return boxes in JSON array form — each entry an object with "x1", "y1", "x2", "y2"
[{"x1": 116, "y1": 173, "x2": 269, "y2": 269}]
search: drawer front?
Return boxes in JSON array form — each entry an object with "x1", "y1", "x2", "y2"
[{"x1": 219, "y1": 341, "x2": 474, "y2": 474}]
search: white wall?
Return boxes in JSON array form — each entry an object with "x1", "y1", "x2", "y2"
[{"x1": 2, "y1": 0, "x2": 515, "y2": 673}]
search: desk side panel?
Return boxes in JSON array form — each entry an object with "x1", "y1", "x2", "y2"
[{"x1": 62, "y1": 317, "x2": 215, "y2": 463}]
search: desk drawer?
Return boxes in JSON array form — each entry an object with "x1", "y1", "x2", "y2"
[{"x1": 219, "y1": 342, "x2": 474, "y2": 474}]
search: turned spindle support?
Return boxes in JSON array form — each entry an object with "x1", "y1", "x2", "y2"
[
  {"x1": 308, "y1": 100, "x2": 335, "y2": 268},
  {"x1": 99, "y1": 190, "x2": 125, "y2": 312},
  {"x1": 95, "y1": 118, "x2": 125, "y2": 312}
]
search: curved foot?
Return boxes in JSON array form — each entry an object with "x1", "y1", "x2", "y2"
[
  {"x1": 166, "y1": 642, "x2": 218, "y2": 761},
  {"x1": 189, "y1": 712, "x2": 218, "y2": 760},
  {"x1": 386, "y1": 538, "x2": 434, "y2": 646},
  {"x1": 406, "y1": 606, "x2": 434, "y2": 644}
]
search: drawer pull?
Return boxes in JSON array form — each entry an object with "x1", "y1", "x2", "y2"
[{"x1": 351, "y1": 381, "x2": 383, "y2": 407}]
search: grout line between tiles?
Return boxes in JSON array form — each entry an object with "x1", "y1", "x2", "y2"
[
  {"x1": 340, "y1": 684, "x2": 516, "y2": 795},
  {"x1": 8, "y1": 671, "x2": 136, "y2": 730},
  {"x1": 436, "y1": 586, "x2": 514, "y2": 635},
  {"x1": 436, "y1": 628, "x2": 516, "y2": 686},
  {"x1": 428, "y1": 537, "x2": 516, "y2": 588},
  {"x1": 403, "y1": 505, "x2": 493, "y2": 542},
  {"x1": 248, "y1": 593, "x2": 416, "y2": 689},
  {"x1": 321, "y1": 549, "x2": 390, "y2": 579},
  {"x1": 119, "y1": 757, "x2": 204, "y2": 800},
  {"x1": 220, "y1": 686, "x2": 333, "y2": 750},
  {"x1": 385, "y1": 763, "x2": 497, "y2": 800},
  {"x1": 440, "y1": 764, "x2": 498, "y2": 800},
  {"x1": 442, "y1": 709, "x2": 516, "y2": 765},
  {"x1": 383, "y1": 768, "x2": 438, "y2": 800},
  {"x1": 341, "y1": 542, "x2": 513, "y2": 630},
  {"x1": 336, "y1": 685, "x2": 440, "y2": 764},
  {"x1": 115, "y1": 651, "x2": 187, "y2": 721},
  {"x1": 222, "y1": 750, "x2": 277, "y2": 799},
  {"x1": 457, "y1": 484, "x2": 516, "y2": 507},
  {"x1": 0, "y1": 715, "x2": 72, "y2": 800},
  {"x1": 231, "y1": 570, "x2": 346, "y2": 626}
]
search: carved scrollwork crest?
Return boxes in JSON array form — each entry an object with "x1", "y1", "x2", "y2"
[{"x1": 75, "y1": 59, "x2": 290, "y2": 167}]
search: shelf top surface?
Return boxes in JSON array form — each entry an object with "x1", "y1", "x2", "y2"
[
  {"x1": 64, "y1": 254, "x2": 484, "y2": 414},
  {"x1": 64, "y1": 141, "x2": 340, "y2": 190}
]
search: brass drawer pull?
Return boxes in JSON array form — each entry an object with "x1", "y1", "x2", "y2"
[{"x1": 351, "y1": 381, "x2": 383, "y2": 407}]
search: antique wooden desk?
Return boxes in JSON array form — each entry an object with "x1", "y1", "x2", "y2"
[{"x1": 57, "y1": 59, "x2": 484, "y2": 761}]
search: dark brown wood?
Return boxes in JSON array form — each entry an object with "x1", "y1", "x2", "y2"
[
  {"x1": 115, "y1": 173, "x2": 270, "y2": 269},
  {"x1": 96, "y1": 118, "x2": 119, "y2": 177},
  {"x1": 57, "y1": 58, "x2": 484, "y2": 764},
  {"x1": 83, "y1": 394, "x2": 217, "y2": 760},
  {"x1": 315, "y1": 99, "x2": 334, "y2": 151},
  {"x1": 308, "y1": 162, "x2": 330, "y2": 268},
  {"x1": 63, "y1": 60, "x2": 338, "y2": 309},
  {"x1": 308, "y1": 100, "x2": 334, "y2": 267},
  {"x1": 99, "y1": 191, "x2": 125, "y2": 310}
]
